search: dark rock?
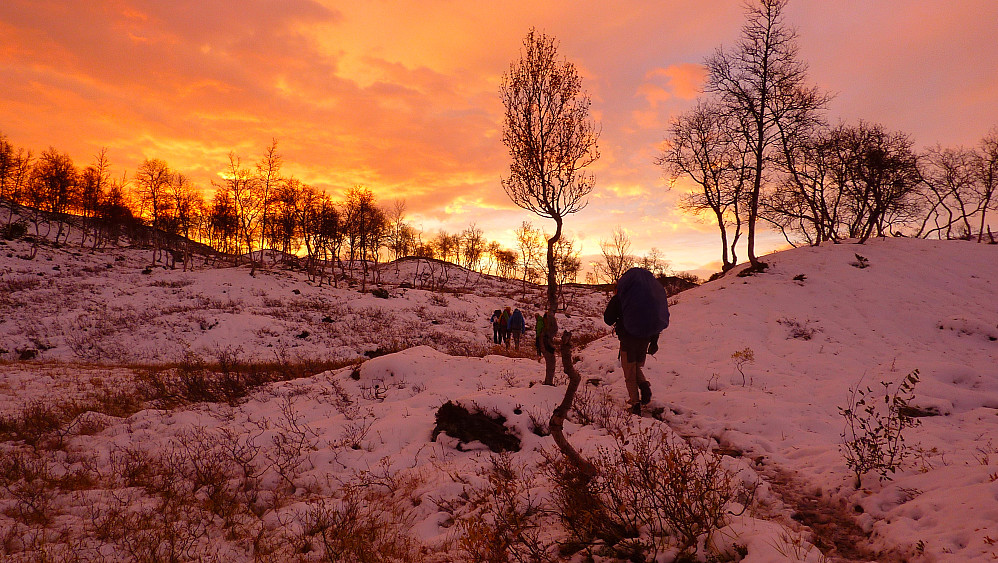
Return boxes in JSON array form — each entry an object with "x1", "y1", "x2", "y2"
[
  {"x1": 432, "y1": 401, "x2": 521, "y2": 453},
  {"x1": 899, "y1": 405, "x2": 942, "y2": 418}
]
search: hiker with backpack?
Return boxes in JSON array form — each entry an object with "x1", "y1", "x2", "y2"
[
  {"x1": 603, "y1": 267, "x2": 670, "y2": 415},
  {"x1": 507, "y1": 308, "x2": 526, "y2": 350},
  {"x1": 499, "y1": 306, "x2": 512, "y2": 347},
  {"x1": 534, "y1": 312, "x2": 545, "y2": 357},
  {"x1": 489, "y1": 309, "x2": 503, "y2": 345}
]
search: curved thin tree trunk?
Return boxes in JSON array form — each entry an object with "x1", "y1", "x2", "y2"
[{"x1": 550, "y1": 330, "x2": 597, "y2": 479}]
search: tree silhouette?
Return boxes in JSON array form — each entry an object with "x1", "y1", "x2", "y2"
[
  {"x1": 705, "y1": 0, "x2": 828, "y2": 268},
  {"x1": 501, "y1": 28, "x2": 599, "y2": 384}
]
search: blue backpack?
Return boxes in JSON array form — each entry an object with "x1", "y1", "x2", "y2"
[
  {"x1": 508, "y1": 309, "x2": 525, "y2": 331},
  {"x1": 617, "y1": 267, "x2": 670, "y2": 339}
]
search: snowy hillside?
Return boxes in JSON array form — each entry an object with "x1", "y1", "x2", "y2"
[
  {"x1": 578, "y1": 238, "x2": 998, "y2": 561},
  {"x1": 0, "y1": 234, "x2": 996, "y2": 562},
  {"x1": 0, "y1": 239, "x2": 608, "y2": 365}
]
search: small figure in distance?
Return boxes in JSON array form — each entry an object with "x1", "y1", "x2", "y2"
[
  {"x1": 489, "y1": 308, "x2": 503, "y2": 345},
  {"x1": 500, "y1": 306, "x2": 512, "y2": 348},
  {"x1": 534, "y1": 312, "x2": 545, "y2": 359},
  {"x1": 508, "y1": 307, "x2": 526, "y2": 350}
]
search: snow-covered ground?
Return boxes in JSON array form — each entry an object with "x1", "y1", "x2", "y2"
[{"x1": 0, "y1": 231, "x2": 995, "y2": 562}]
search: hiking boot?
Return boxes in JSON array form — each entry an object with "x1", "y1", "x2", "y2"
[
  {"x1": 639, "y1": 382, "x2": 652, "y2": 405},
  {"x1": 630, "y1": 403, "x2": 641, "y2": 416}
]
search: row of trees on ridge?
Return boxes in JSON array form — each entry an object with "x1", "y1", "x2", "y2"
[
  {"x1": 0, "y1": 135, "x2": 601, "y2": 290},
  {"x1": 659, "y1": 0, "x2": 997, "y2": 273}
]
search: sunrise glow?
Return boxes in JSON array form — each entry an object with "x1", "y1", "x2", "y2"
[{"x1": 2, "y1": 0, "x2": 997, "y2": 272}]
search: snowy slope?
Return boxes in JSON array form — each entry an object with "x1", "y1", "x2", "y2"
[
  {"x1": 577, "y1": 238, "x2": 998, "y2": 560},
  {"x1": 0, "y1": 238, "x2": 608, "y2": 365},
  {"x1": 0, "y1": 234, "x2": 996, "y2": 561}
]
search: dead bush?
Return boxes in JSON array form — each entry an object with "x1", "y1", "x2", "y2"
[
  {"x1": 87, "y1": 488, "x2": 210, "y2": 562},
  {"x1": 294, "y1": 480, "x2": 421, "y2": 562},
  {"x1": 569, "y1": 383, "x2": 629, "y2": 433},
  {"x1": 540, "y1": 449, "x2": 617, "y2": 558},
  {"x1": 592, "y1": 426, "x2": 748, "y2": 559},
  {"x1": 0, "y1": 275, "x2": 41, "y2": 293},
  {"x1": 65, "y1": 304, "x2": 148, "y2": 362},
  {"x1": 456, "y1": 452, "x2": 556, "y2": 563},
  {"x1": 0, "y1": 400, "x2": 61, "y2": 447},
  {"x1": 137, "y1": 352, "x2": 353, "y2": 408},
  {"x1": 264, "y1": 395, "x2": 319, "y2": 490},
  {"x1": 0, "y1": 449, "x2": 59, "y2": 526},
  {"x1": 525, "y1": 407, "x2": 551, "y2": 437},
  {"x1": 0, "y1": 391, "x2": 145, "y2": 450},
  {"x1": 568, "y1": 325, "x2": 612, "y2": 351},
  {"x1": 777, "y1": 317, "x2": 820, "y2": 340},
  {"x1": 542, "y1": 425, "x2": 750, "y2": 561}
]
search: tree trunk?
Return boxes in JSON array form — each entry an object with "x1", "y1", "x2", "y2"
[
  {"x1": 550, "y1": 330, "x2": 597, "y2": 479},
  {"x1": 714, "y1": 208, "x2": 731, "y2": 270},
  {"x1": 546, "y1": 217, "x2": 562, "y2": 314},
  {"x1": 543, "y1": 217, "x2": 563, "y2": 385}
]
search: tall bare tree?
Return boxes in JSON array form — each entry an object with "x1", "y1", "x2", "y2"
[
  {"x1": 386, "y1": 199, "x2": 415, "y2": 262},
  {"x1": 973, "y1": 128, "x2": 998, "y2": 242},
  {"x1": 0, "y1": 134, "x2": 32, "y2": 227},
  {"x1": 640, "y1": 247, "x2": 670, "y2": 278},
  {"x1": 553, "y1": 234, "x2": 581, "y2": 309},
  {"x1": 30, "y1": 148, "x2": 78, "y2": 243},
  {"x1": 919, "y1": 144, "x2": 977, "y2": 240},
  {"x1": 215, "y1": 153, "x2": 260, "y2": 272},
  {"x1": 705, "y1": 0, "x2": 828, "y2": 269},
  {"x1": 762, "y1": 124, "x2": 840, "y2": 245},
  {"x1": 501, "y1": 28, "x2": 599, "y2": 384},
  {"x1": 493, "y1": 247, "x2": 518, "y2": 279},
  {"x1": 842, "y1": 123, "x2": 921, "y2": 242},
  {"x1": 660, "y1": 101, "x2": 748, "y2": 271},
  {"x1": 343, "y1": 186, "x2": 385, "y2": 290},
  {"x1": 255, "y1": 139, "x2": 283, "y2": 261},
  {"x1": 134, "y1": 158, "x2": 172, "y2": 230},
  {"x1": 514, "y1": 220, "x2": 543, "y2": 290},
  {"x1": 764, "y1": 122, "x2": 920, "y2": 244},
  {"x1": 78, "y1": 149, "x2": 112, "y2": 249},
  {"x1": 460, "y1": 223, "x2": 486, "y2": 271},
  {"x1": 133, "y1": 158, "x2": 174, "y2": 262},
  {"x1": 590, "y1": 226, "x2": 634, "y2": 285}
]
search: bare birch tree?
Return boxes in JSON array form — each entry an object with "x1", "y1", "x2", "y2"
[
  {"x1": 973, "y1": 128, "x2": 998, "y2": 242},
  {"x1": 501, "y1": 28, "x2": 599, "y2": 384},
  {"x1": 590, "y1": 226, "x2": 634, "y2": 285},
  {"x1": 659, "y1": 101, "x2": 748, "y2": 271},
  {"x1": 705, "y1": 0, "x2": 828, "y2": 269},
  {"x1": 255, "y1": 139, "x2": 283, "y2": 262}
]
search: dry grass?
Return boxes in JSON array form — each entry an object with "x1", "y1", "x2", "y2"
[
  {"x1": 455, "y1": 453, "x2": 555, "y2": 563},
  {"x1": 542, "y1": 424, "x2": 753, "y2": 561}
]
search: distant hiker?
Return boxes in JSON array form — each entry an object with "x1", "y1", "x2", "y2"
[
  {"x1": 489, "y1": 309, "x2": 503, "y2": 344},
  {"x1": 538, "y1": 310, "x2": 558, "y2": 383},
  {"x1": 534, "y1": 312, "x2": 545, "y2": 357},
  {"x1": 508, "y1": 308, "x2": 526, "y2": 350},
  {"x1": 538, "y1": 311, "x2": 556, "y2": 357},
  {"x1": 500, "y1": 306, "x2": 512, "y2": 347},
  {"x1": 603, "y1": 267, "x2": 670, "y2": 415}
]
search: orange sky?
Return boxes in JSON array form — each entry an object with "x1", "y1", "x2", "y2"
[{"x1": 2, "y1": 1, "x2": 997, "y2": 273}]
